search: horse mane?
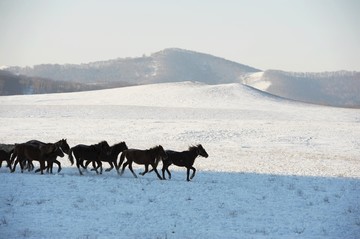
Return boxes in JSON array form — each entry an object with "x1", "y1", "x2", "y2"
[
  {"x1": 148, "y1": 145, "x2": 166, "y2": 157},
  {"x1": 188, "y1": 145, "x2": 199, "y2": 152},
  {"x1": 111, "y1": 142, "x2": 125, "y2": 147},
  {"x1": 149, "y1": 145, "x2": 160, "y2": 150}
]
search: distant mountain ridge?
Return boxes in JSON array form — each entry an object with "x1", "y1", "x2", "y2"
[
  {"x1": 3, "y1": 48, "x2": 360, "y2": 108},
  {"x1": 242, "y1": 70, "x2": 360, "y2": 108},
  {"x1": 7, "y1": 48, "x2": 260, "y2": 85}
]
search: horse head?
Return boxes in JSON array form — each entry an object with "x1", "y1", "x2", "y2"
[
  {"x1": 58, "y1": 139, "x2": 70, "y2": 155},
  {"x1": 120, "y1": 142, "x2": 128, "y2": 151},
  {"x1": 55, "y1": 145, "x2": 65, "y2": 157},
  {"x1": 95, "y1": 141, "x2": 110, "y2": 156},
  {"x1": 196, "y1": 144, "x2": 209, "y2": 158},
  {"x1": 40, "y1": 144, "x2": 64, "y2": 158},
  {"x1": 155, "y1": 145, "x2": 167, "y2": 160},
  {"x1": 112, "y1": 142, "x2": 128, "y2": 153}
]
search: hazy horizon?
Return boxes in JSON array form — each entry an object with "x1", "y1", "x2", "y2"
[{"x1": 1, "y1": 0, "x2": 359, "y2": 72}]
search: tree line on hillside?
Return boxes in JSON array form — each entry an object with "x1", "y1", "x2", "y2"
[
  {"x1": 0, "y1": 70, "x2": 132, "y2": 96},
  {"x1": 6, "y1": 48, "x2": 260, "y2": 86},
  {"x1": 262, "y1": 70, "x2": 360, "y2": 108}
]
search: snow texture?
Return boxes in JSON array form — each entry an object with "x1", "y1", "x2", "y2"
[{"x1": 0, "y1": 82, "x2": 359, "y2": 238}]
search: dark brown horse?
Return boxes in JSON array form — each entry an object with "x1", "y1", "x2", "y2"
[
  {"x1": 118, "y1": 145, "x2": 167, "y2": 180},
  {"x1": 0, "y1": 146, "x2": 15, "y2": 171},
  {"x1": 27, "y1": 139, "x2": 70, "y2": 173},
  {"x1": 11, "y1": 143, "x2": 64, "y2": 174},
  {"x1": 85, "y1": 142, "x2": 128, "y2": 173},
  {"x1": 68, "y1": 141, "x2": 110, "y2": 175},
  {"x1": 160, "y1": 144, "x2": 208, "y2": 181}
]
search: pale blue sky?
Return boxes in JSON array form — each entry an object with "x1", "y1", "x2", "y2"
[{"x1": 1, "y1": 0, "x2": 359, "y2": 71}]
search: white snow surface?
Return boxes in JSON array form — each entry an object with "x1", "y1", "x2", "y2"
[
  {"x1": 241, "y1": 72, "x2": 272, "y2": 91},
  {"x1": 0, "y1": 82, "x2": 359, "y2": 238}
]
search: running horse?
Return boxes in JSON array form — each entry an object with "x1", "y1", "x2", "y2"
[
  {"x1": 161, "y1": 144, "x2": 208, "y2": 181},
  {"x1": 11, "y1": 143, "x2": 64, "y2": 174},
  {"x1": 68, "y1": 141, "x2": 110, "y2": 175},
  {"x1": 118, "y1": 145, "x2": 167, "y2": 180}
]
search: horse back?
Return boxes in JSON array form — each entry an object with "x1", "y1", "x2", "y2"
[
  {"x1": 14, "y1": 143, "x2": 41, "y2": 160},
  {"x1": 26, "y1": 140, "x2": 46, "y2": 146},
  {"x1": 165, "y1": 150, "x2": 195, "y2": 167},
  {"x1": 124, "y1": 149, "x2": 153, "y2": 164},
  {"x1": 72, "y1": 144, "x2": 100, "y2": 160}
]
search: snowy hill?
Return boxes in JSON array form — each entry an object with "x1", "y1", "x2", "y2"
[
  {"x1": 0, "y1": 82, "x2": 359, "y2": 238},
  {"x1": 6, "y1": 48, "x2": 360, "y2": 108},
  {"x1": 242, "y1": 70, "x2": 360, "y2": 108},
  {"x1": 7, "y1": 48, "x2": 260, "y2": 85}
]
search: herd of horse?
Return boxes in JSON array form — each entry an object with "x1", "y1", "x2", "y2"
[{"x1": 0, "y1": 139, "x2": 209, "y2": 181}]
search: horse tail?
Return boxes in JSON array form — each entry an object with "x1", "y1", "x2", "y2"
[
  {"x1": 117, "y1": 151, "x2": 127, "y2": 170},
  {"x1": 68, "y1": 148, "x2": 74, "y2": 165}
]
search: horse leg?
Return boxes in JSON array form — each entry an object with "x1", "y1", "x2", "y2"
[
  {"x1": 139, "y1": 164, "x2": 149, "y2": 176},
  {"x1": 166, "y1": 168, "x2": 171, "y2": 179},
  {"x1": 85, "y1": 160, "x2": 91, "y2": 170},
  {"x1": 161, "y1": 166, "x2": 167, "y2": 179},
  {"x1": 53, "y1": 159, "x2": 61, "y2": 173},
  {"x1": 105, "y1": 162, "x2": 114, "y2": 172},
  {"x1": 27, "y1": 160, "x2": 32, "y2": 172},
  {"x1": 93, "y1": 161, "x2": 102, "y2": 174},
  {"x1": 186, "y1": 167, "x2": 191, "y2": 181},
  {"x1": 120, "y1": 161, "x2": 129, "y2": 176},
  {"x1": 190, "y1": 166, "x2": 196, "y2": 180},
  {"x1": 91, "y1": 161, "x2": 97, "y2": 172},
  {"x1": 29, "y1": 160, "x2": 34, "y2": 171},
  {"x1": 39, "y1": 161, "x2": 45, "y2": 174},
  {"x1": 128, "y1": 162, "x2": 138, "y2": 178},
  {"x1": 11, "y1": 159, "x2": 19, "y2": 173},
  {"x1": 76, "y1": 160, "x2": 83, "y2": 175},
  {"x1": 47, "y1": 161, "x2": 54, "y2": 174},
  {"x1": 162, "y1": 162, "x2": 171, "y2": 180},
  {"x1": 79, "y1": 157, "x2": 87, "y2": 170},
  {"x1": 35, "y1": 160, "x2": 47, "y2": 174},
  {"x1": 150, "y1": 164, "x2": 163, "y2": 180},
  {"x1": 98, "y1": 161, "x2": 103, "y2": 174}
]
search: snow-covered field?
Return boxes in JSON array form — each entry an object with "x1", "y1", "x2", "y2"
[{"x1": 0, "y1": 82, "x2": 359, "y2": 238}]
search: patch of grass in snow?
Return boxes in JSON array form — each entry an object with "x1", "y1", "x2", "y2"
[
  {"x1": 0, "y1": 216, "x2": 7, "y2": 226},
  {"x1": 19, "y1": 228, "x2": 32, "y2": 238}
]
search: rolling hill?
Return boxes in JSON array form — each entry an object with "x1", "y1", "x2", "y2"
[
  {"x1": 4, "y1": 48, "x2": 360, "y2": 108},
  {"x1": 0, "y1": 81, "x2": 359, "y2": 238},
  {"x1": 6, "y1": 48, "x2": 260, "y2": 85},
  {"x1": 242, "y1": 70, "x2": 360, "y2": 108}
]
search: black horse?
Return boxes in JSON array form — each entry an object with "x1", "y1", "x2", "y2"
[
  {"x1": 27, "y1": 139, "x2": 70, "y2": 173},
  {"x1": 85, "y1": 141, "x2": 128, "y2": 173},
  {"x1": 68, "y1": 141, "x2": 110, "y2": 175},
  {"x1": 0, "y1": 144, "x2": 14, "y2": 171},
  {"x1": 118, "y1": 145, "x2": 167, "y2": 180},
  {"x1": 11, "y1": 143, "x2": 64, "y2": 174},
  {"x1": 0, "y1": 150, "x2": 12, "y2": 169},
  {"x1": 160, "y1": 144, "x2": 208, "y2": 181}
]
